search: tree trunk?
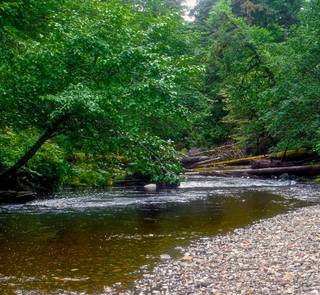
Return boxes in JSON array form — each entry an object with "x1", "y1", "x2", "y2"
[
  {"x1": 0, "y1": 118, "x2": 65, "y2": 185},
  {"x1": 193, "y1": 165, "x2": 320, "y2": 177},
  {"x1": 281, "y1": 143, "x2": 289, "y2": 164},
  {"x1": 187, "y1": 157, "x2": 221, "y2": 169},
  {"x1": 244, "y1": 165, "x2": 320, "y2": 177},
  {"x1": 180, "y1": 156, "x2": 210, "y2": 167},
  {"x1": 195, "y1": 155, "x2": 267, "y2": 168},
  {"x1": 222, "y1": 13, "x2": 276, "y2": 86}
]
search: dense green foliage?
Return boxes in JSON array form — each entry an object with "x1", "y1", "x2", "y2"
[
  {"x1": 0, "y1": 0, "x2": 319, "y2": 189},
  {"x1": 0, "y1": 0, "x2": 204, "y2": 188},
  {"x1": 192, "y1": 0, "x2": 320, "y2": 154}
]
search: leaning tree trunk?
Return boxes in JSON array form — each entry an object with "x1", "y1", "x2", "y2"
[{"x1": 0, "y1": 118, "x2": 65, "y2": 186}]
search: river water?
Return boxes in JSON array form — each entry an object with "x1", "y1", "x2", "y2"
[{"x1": 0, "y1": 176, "x2": 319, "y2": 294}]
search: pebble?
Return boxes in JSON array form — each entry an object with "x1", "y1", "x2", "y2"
[
  {"x1": 106, "y1": 206, "x2": 320, "y2": 295},
  {"x1": 181, "y1": 255, "x2": 193, "y2": 262},
  {"x1": 160, "y1": 254, "x2": 171, "y2": 260}
]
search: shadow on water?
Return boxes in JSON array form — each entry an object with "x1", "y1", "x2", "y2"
[{"x1": 0, "y1": 177, "x2": 319, "y2": 294}]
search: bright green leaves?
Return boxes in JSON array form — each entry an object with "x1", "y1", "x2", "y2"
[
  {"x1": 193, "y1": 0, "x2": 319, "y2": 154},
  {"x1": 122, "y1": 133, "x2": 183, "y2": 185},
  {"x1": 44, "y1": 84, "x2": 103, "y2": 120},
  {"x1": 263, "y1": 0, "x2": 320, "y2": 152},
  {"x1": 0, "y1": 128, "x2": 69, "y2": 189},
  {"x1": 0, "y1": 0, "x2": 203, "y2": 186}
]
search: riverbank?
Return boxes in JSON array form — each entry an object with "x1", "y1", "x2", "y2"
[{"x1": 118, "y1": 205, "x2": 320, "y2": 295}]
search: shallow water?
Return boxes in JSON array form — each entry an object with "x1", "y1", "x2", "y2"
[{"x1": 0, "y1": 176, "x2": 319, "y2": 294}]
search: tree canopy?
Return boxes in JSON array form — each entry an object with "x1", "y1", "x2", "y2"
[
  {"x1": 192, "y1": 0, "x2": 319, "y2": 154},
  {"x1": 0, "y1": 0, "x2": 319, "y2": 189}
]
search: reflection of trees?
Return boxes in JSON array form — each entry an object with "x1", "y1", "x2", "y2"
[
  {"x1": 136, "y1": 203, "x2": 165, "y2": 234},
  {"x1": 136, "y1": 198, "x2": 227, "y2": 236},
  {"x1": 0, "y1": 191, "x2": 292, "y2": 294},
  {"x1": 220, "y1": 191, "x2": 286, "y2": 230}
]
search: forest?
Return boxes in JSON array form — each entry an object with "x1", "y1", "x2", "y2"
[{"x1": 0, "y1": 0, "x2": 319, "y2": 191}]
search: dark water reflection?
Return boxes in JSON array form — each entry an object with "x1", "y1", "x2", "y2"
[{"x1": 0, "y1": 177, "x2": 318, "y2": 294}]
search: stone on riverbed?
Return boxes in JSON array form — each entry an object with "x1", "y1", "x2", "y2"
[
  {"x1": 144, "y1": 184, "x2": 157, "y2": 192},
  {"x1": 160, "y1": 254, "x2": 171, "y2": 260},
  {"x1": 181, "y1": 254, "x2": 193, "y2": 262},
  {"x1": 111, "y1": 205, "x2": 320, "y2": 295}
]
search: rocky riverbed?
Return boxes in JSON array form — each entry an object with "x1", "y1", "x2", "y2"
[{"x1": 114, "y1": 205, "x2": 320, "y2": 295}]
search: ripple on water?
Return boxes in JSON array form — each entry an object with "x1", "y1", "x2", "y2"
[
  {"x1": 0, "y1": 177, "x2": 319, "y2": 214},
  {"x1": 0, "y1": 176, "x2": 319, "y2": 294},
  {"x1": 179, "y1": 175, "x2": 295, "y2": 189}
]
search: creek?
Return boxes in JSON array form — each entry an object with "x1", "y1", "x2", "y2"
[{"x1": 0, "y1": 176, "x2": 319, "y2": 294}]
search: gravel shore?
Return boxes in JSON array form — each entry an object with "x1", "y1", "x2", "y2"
[{"x1": 118, "y1": 205, "x2": 320, "y2": 295}]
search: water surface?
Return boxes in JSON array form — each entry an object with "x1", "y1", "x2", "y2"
[{"x1": 0, "y1": 176, "x2": 319, "y2": 294}]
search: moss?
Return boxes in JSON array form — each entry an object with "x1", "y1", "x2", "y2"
[
  {"x1": 199, "y1": 155, "x2": 266, "y2": 168},
  {"x1": 272, "y1": 149, "x2": 315, "y2": 160}
]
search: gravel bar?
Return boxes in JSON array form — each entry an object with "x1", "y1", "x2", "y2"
[{"x1": 117, "y1": 205, "x2": 320, "y2": 295}]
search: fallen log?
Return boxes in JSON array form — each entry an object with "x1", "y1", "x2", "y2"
[
  {"x1": 187, "y1": 157, "x2": 221, "y2": 169},
  {"x1": 246, "y1": 165, "x2": 320, "y2": 176},
  {"x1": 193, "y1": 164, "x2": 320, "y2": 177},
  {"x1": 16, "y1": 191, "x2": 37, "y2": 203},
  {"x1": 251, "y1": 160, "x2": 282, "y2": 169},
  {"x1": 186, "y1": 147, "x2": 319, "y2": 171},
  {"x1": 272, "y1": 149, "x2": 317, "y2": 161},
  {"x1": 180, "y1": 156, "x2": 210, "y2": 167},
  {"x1": 189, "y1": 144, "x2": 236, "y2": 157},
  {"x1": 251, "y1": 158, "x2": 318, "y2": 169},
  {"x1": 195, "y1": 155, "x2": 268, "y2": 168},
  {"x1": 0, "y1": 190, "x2": 36, "y2": 204},
  {"x1": 195, "y1": 151, "x2": 319, "y2": 169}
]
